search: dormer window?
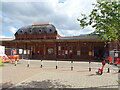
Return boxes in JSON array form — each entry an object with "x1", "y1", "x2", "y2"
[
  {"x1": 24, "y1": 32, "x2": 27, "y2": 34},
  {"x1": 39, "y1": 30, "x2": 42, "y2": 32},
  {"x1": 50, "y1": 29, "x2": 52, "y2": 32},
  {"x1": 29, "y1": 30, "x2": 32, "y2": 32},
  {"x1": 20, "y1": 30, "x2": 23, "y2": 33}
]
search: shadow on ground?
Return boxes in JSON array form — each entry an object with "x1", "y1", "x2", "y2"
[
  {"x1": 2, "y1": 82, "x2": 14, "y2": 89},
  {"x1": 7, "y1": 79, "x2": 72, "y2": 89}
]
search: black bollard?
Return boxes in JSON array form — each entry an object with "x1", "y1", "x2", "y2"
[
  {"x1": 89, "y1": 67, "x2": 91, "y2": 71},
  {"x1": 14, "y1": 61, "x2": 16, "y2": 66},
  {"x1": 41, "y1": 59, "x2": 43, "y2": 68},
  {"x1": 56, "y1": 65, "x2": 58, "y2": 69},
  {"x1": 56, "y1": 59, "x2": 58, "y2": 69},
  {"x1": 27, "y1": 59, "x2": 30, "y2": 67},
  {"x1": 118, "y1": 69, "x2": 120, "y2": 73},
  {"x1": 27, "y1": 64, "x2": 29, "y2": 67},
  {"x1": 41, "y1": 65, "x2": 42, "y2": 68},
  {"x1": 71, "y1": 61, "x2": 73, "y2": 71},
  {"x1": 107, "y1": 68, "x2": 110, "y2": 73},
  {"x1": 89, "y1": 60, "x2": 91, "y2": 71},
  {"x1": 14, "y1": 59, "x2": 17, "y2": 66},
  {"x1": 107, "y1": 62, "x2": 110, "y2": 73}
]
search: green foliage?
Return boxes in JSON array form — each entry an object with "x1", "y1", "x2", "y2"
[
  {"x1": 117, "y1": 80, "x2": 120, "y2": 84},
  {"x1": 77, "y1": 0, "x2": 120, "y2": 42},
  {"x1": 0, "y1": 58, "x2": 4, "y2": 66}
]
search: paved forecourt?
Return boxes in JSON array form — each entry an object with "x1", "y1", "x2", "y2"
[{"x1": 1, "y1": 59, "x2": 119, "y2": 89}]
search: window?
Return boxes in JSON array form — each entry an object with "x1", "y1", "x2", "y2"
[
  {"x1": 48, "y1": 48, "x2": 54, "y2": 54},
  {"x1": 24, "y1": 32, "x2": 27, "y2": 34},
  {"x1": 49, "y1": 29, "x2": 52, "y2": 32},
  {"x1": 20, "y1": 30, "x2": 23, "y2": 33},
  {"x1": 29, "y1": 30, "x2": 32, "y2": 32},
  {"x1": 39, "y1": 30, "x2": 42, "y2": 32},
  {"x1": 81, "y1": 47, "x2": 89, "y2": 55},
  {"x1": 61, "y1": 47, "x2": 65, "y2": 50},
  {"x1": 69, "y1": 46, "x2": 73, "y2": 50},
  {"x1": 77, "y1": 51, "x2": 81, "y2": 55}
]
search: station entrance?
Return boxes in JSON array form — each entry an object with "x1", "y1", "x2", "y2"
[{"x1": 94, "y1": 46, "x2": 104, "y2": 60}]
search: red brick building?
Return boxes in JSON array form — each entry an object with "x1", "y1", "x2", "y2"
[{"x1": 1, "y1": 23, "x2": 114, "y2": 60}]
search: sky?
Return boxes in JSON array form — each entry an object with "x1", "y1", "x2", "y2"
[{"x1": 0, "y1": 0, "x2": 97, "y2": 38}]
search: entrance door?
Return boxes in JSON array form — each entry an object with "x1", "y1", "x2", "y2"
[
  {"x1": 81, "y1": 46, "x2": 89, "y2": 59},
  {"x1": 94, "y1": 47, "x2": 104, "y2": 60}
]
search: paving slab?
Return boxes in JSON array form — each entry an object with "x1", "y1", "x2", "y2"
[{"x1": 1, "y1": 59, "x2": 119, "y2": 89}]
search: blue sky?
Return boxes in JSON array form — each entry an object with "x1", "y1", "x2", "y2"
[{"x1": 1, "y1": 0, "x2": 97, "y2": 38}]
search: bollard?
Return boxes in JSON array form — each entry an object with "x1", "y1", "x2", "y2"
[
  {"x1": 14, "y1": 60, "x2": 17, "y2": 66},
  {"x1": 27, "y1": 59, "x2": 30, "y2": 67},
  {"x1": 41, "y1": 59, "x2": 43, "y2": 68},
  {"x1": 118, "y1": 69, "x2": 120, "y2": 73},
  {"x1": 56, "y1": 65, "x2": 58, "y2": 69},
  {"x1": 14, "y1": 58, "x2": 17, "y2": 66},
  {"x1": 89, "y1": 67, "x2": 91, "y2": 71},
  {"x1": 56, "y1": 59, "x2": 58, "y2": 69},
  {"x1": 71, "y1": 61, "x2": 73, "y2": 71},
  {"x1": 89, "y1": 60, "x2": 91, "y2": 71},
  {"x1": 27, "y1": 64, "x2": 29, "y2": 67},
  {"x1": 107, "y1": 62, "x2": 110, "y2": 73}
]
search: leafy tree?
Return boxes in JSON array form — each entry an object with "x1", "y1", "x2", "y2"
[{"x1": 77, "y1": 0, "x2": 120, "y2": 46}]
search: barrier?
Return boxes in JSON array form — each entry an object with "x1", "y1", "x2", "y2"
[
  {"x1": 26, "y1": 59, "x2": 93, "y2": 72},
  {"x1": 8, "y1": 55, "x2": 20, "y2": 61},
  {"x1": 115, "y1": 58, "x2": 120, "y2": 65},
  {"x1": 107, "y1": 57, "x2": 113, "y2": 63},
  {"x1": 0, "y1": 54, "x2": 10, "y2": 63},
  {"x1": 3, "y1": 58, "x2": 119, "y2": 74},
  {"x1": 0, "y1": 55, "x2": 20, "y2": 66}
]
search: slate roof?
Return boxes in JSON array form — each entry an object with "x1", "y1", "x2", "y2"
[
  {"x1": 15, "y1": 24, "x2": 57, "y2": 36},
  {"x1": 59, "y1": 35, "x2": 99, "y2": 40}
]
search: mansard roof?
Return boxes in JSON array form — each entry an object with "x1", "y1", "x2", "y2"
[{"x1": 15, "y1": 23, "x2": 57, "y2": 36}]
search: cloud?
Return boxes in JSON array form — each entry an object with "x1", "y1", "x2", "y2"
[
  {"x1": 1, "y1": 25, "x2": 17, "y2": 38},
  {"x1": 0, "y1": 35, "x2": 14, "y2": 38},
  {"x1": 1, "y1": 0, "x2": 96, "y2": 37},
  {"x1": 7, "y1": 26, "x2": 17, "y2": 34}
]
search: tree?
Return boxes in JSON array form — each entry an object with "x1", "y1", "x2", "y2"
[{"x1": 77, "y1": 0, "x2": 120, "y2": 47}]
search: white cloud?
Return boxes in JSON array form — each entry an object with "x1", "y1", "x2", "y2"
[
  {"x1": 1, "y1": 0, "x2": 97, "y2": 37},
  {"x1": 1, "y1": 25, "x2": 17, "y2": 38},
  {"x1": 7, "y1": 27, "x2": 17, "y2": 34},
  {"x1": 0, "y1": 35, "x2": 14, "y2": 38}
]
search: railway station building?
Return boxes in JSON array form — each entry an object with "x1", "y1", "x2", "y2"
[{"x1": 1, "y1": 23, "x2": 119, "y2": 60}]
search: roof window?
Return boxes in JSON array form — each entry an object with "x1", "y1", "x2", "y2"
[
  {"x1": 50, "y1": 29, "x2": 52, "y2": 32},
  {"x1": 20, "y1": 30, "x2": 23, "y2": 33},
  {"x1": 39, "y1": 30, "x2": 42, "y2": 32}
]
